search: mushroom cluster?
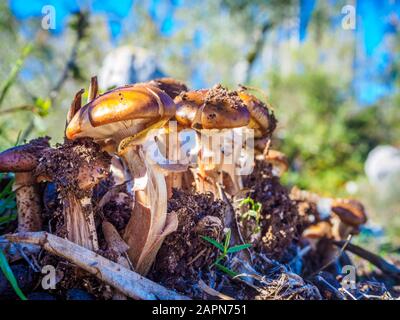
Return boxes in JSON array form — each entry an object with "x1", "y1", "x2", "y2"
[{"x1": 0, "y1": 76, "x2": 374, "y2": 300}]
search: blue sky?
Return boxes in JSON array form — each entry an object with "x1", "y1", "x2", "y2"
[{"x1": 8, "y1": 0, "x2": 400, "y2": 106}]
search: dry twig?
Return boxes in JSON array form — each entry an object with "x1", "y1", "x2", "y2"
[{"x1": 6, "y1": 232, "x2": 190, "y2": 300}]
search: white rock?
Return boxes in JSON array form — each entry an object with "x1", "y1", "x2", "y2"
[{"x1": 98, "y1": 46, "x2": 165, "y2": 89}]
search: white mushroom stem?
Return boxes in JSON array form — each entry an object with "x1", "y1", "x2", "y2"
[
  {"x1": 13, "y1": 172, "x2": 42, "y2": 232},
  {"x1": 191, "y1": 129, "x2": 224, "y2": 197},
  {"x1": 6, "y1": 232, "x2": 190, "y2": 300},
  {"x1": 121, "y1": 145, "x2": 178, "y2": 275},
  {"x1": 63, "y1": 194, "x2": 99, "y2": 251}
]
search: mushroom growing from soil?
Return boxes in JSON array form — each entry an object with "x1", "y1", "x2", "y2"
[
  {"x1": 0, "y1": 137, "x2": 50, "y2": 232},
  {"x1": 35, "y1": 138, "x2": 111, "y2": 251},
  {"x1": 174, "y1": 85, "x2": 250, "y2": 197},
  {"x1": 66, "y1": 82, "x2": 178, "y2": 275},
  {"x1": 263, "y1": 149, "x2": 289, "y2": 177},
  {"x1": 237, "y1": 90, "x2": 277, "y2": 140},
  {"x1": 330, "y1": 198, "x2": 367, "y2": 240}
]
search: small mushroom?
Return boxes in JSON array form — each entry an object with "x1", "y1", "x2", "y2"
[
  {"x1": 302, "y1": 221, "x2": 333, "y2": 241},
  {"x1": 0, "y1": 137, "x2": 50, "y2": 232},
  {"x1": 66, "y1": 82, "x2": 178, "y2": 275},
  {"x1": 148, "y1": 78, "x2": 188, "y2": 99},
  {"x1": 174, "y1": 85, "x2": 250, "y2": 196},
  {"x1": 263, "y1": 149, "x2": 289, "y2": 177},
  {"x1": 237, "y1": 90, "x2": 277, "y2": 139},
  {"x1": 330, "y1": 199, "x2": 367, "y2": 240},
  {"x1": 35, "y1": 139, "x2": 110, "y2": 251}
]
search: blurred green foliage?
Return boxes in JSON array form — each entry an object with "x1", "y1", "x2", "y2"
[{"x1": 270, "y1": 70, "x2": 400, "y2": 195}]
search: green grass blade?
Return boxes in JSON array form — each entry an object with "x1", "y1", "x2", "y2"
[
  {"x1": 0, "y1": 178, "x2": 14, "y2": 198},
  {"x1": 227, "y1": 243, "x2": 252, "y2": 253},
  {"x1": 224, "y1": 228, "x2": 231, "y2": 251},
  {"x1": 0, "y1": 249, "x2": 28, "y2": 300},
  {"x1": 200, "y1": 235, "x2": 224, "y2": 252},
  {"x1": 215, "y1": 263, "x2": 238, "y2": 278},
  {"x1": 0, "y1": 212, "x2": 17, "y2": 225},
  {"x1": 239, "y1": 197, "x2": 254, "y2": 208}
]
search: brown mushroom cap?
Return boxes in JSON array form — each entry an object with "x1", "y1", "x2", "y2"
[
  {"x1": 237, "y1": 91, "x2": 277, "y2": 138},
  {"x1": 303, "y1": 221, "x2": 332, "y2": 239},
  {"x1": 66, "y1": 84, "x2": 176, "y2": 142},
  {"x1": 148, "y1": 78, "x2": 188, "y2": 99},
  {"x1": 331, "y1": 199, "x2": 367, "y2": 227},
  {"x1": 0, "y1": 137, "x2": 50, "y2": 173},
  {"x1": 264, "y1": 149, "x2": 289, "y2": 174},
  {"x1": 174, "y1": 85, "x2": 250, "y2": 130}
]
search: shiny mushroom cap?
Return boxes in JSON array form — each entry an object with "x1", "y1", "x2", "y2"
[
  {"x1": 264, "y1": 149, "x2": 289, "y2": 176},
  {"x1": 148, "y1": 78, "x2": 188, "y2": 99},
  {"x1": 66, "y1": 84, "x2": 176, "y2": 144},
  {"x1": 0, "y1": 137, "x2": 50, "y2": 173},
  {"x1": 302, "y1": 221, "x2": 332, "y2": 240},
  {"x1": 237, "y1": 91, "x2": 277, "y2": 138},
  {"x1": 174, "y1": 85, "x2": 250, "y2": 130},
  {"x1": 331, "y1": 199, "x2": 367, "y2": 227}
]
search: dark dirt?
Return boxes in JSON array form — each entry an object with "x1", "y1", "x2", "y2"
[
  {"x1": 204, "y1": 84, "x2": 247, "y2": 112},
  {"x1": 242, "y1": 159, "x2": 307, "y2": 261},
  {"x1": 35, "y1": 138, "x2": 111, "y2": 199},
  {"x1": 35, "y1": 138, "x2": 111, "y2": 237},
  {"x1": 150, "y1": 189, "x2": 226, "y2": 296},
  {"x1": 0, "y1": 264, "x2": 36, "y2": 300},
  {"x1": 100, "y1": 191, "x2": 132, "y2": 232},
  {"x1": 38, "y1": 253, "x2": 112, "y2": 300}
]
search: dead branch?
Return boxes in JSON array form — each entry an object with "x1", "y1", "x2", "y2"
[
  {"x1": 333, "y1": 241, "x2": 400, "y2": 280},
  {"x1": 6, "y1": 232, "x2": 190, "y2": 300}
]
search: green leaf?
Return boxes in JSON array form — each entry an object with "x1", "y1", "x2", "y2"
[
  {"x1": 227, "y1": 243, "x2": 252, "y2": 253},
  {"x1": 215, "y1": 263, "x2": 238, "y2": 278},
  {"x1": 0, "y1": 212, "x2": 17, "y2": 225},
  {"x1": 224, "y1": 228, "x2": 231, "y2": 252},
  {"x1": 34, "y1": 97, "x2": 52, "y2": 117},
  {"x1": 200, "y1": 236, "x2": 224, "y2": 252},
  {"x1": 213, "y1": 254, "x2": 227, "y2": 266},
  {"x1": 0, "y1": 249, "x2": 27, "y2": 300},
  {"x1": 0, "y1": 178, "x2": 14, "y2": 198},
  {"x1": 240, "y1": 197, "x2": 254, "y2": 208}
]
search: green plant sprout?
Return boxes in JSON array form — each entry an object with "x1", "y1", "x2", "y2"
[
  {"x1": 239, "y1": 196, "x2": 262, "y2": 233},
  {"x1": 201, "y1": 228, "x2": 252, "y2": 277}
]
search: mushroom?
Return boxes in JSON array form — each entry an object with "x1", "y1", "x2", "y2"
[
  {"x1": 237, "y1": 89, "x2": 277, "y2": 139},
  {"x1": 302, "y1": 221, "x2": 333, "y2": 245},
  {"x1": 35, "y1": 138, "x2": 110, "y2": 251},
  {"x1": 263, "y1": 149, "x2": 289, "y2": 177},
  {"x1": 0, "y1": 137, "x2": 50, "y2": 232},
  {"x1": 148, "y1": 78, "x2": 188, "y2": 99},
  {"x1": 330, "y1": 199, "x2": 367, "y2": 240},
  {"x1": 174, "y1": 85, "x2": 250, "y2": 197},
  {"x1": 66, "y1": 82, "x2": 178, "y2": 275}
]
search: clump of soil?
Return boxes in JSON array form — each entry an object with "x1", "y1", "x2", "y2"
[
  {"x1": 35, "y1": 138, "x2": 111, "y2": 199},
  {"x1": 35, "y1": 138, "x2": 111, "y2": 236},
  {"x1": 150, "y1": 189, "x2": 226, "y2": 295},
  {"x1": 242, "y1": 160, "x2": 306, "y2": 260},
  {"x1": 101, "y1": 192, "x2": 132, "y2": 232},
  {"x1": 204, "y1": 84, "x2": 246, "y2": 111}
]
